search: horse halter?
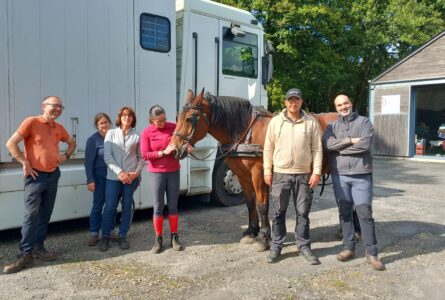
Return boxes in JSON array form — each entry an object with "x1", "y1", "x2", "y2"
[{"x1": 173, "y1": 103, "x2": 209, "y2": 144}]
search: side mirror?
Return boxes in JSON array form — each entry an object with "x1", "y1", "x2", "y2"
[
  {"x1": 265, "y1": 40, "x2": 275, "y2": 55},
  {"x1": 230, "y1": 23, "x2": 246, "y2": 38},
  {"x1": 262, "y1": 55, "x2": 273, "y2": 85},
  {"x1": 262, "y1": 40, "x2": 274, "y2": 85}
]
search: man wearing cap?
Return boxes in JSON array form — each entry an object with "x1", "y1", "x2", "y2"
[
  {"x1": 3, "y1": 96, "x2": 76, "y2": 274},
  {"x1": 263, "y1": 88, "x2": 323, "y2": 264},
  {"x1": 322, "y1": 94, "x2": 385, "y2": 271}
]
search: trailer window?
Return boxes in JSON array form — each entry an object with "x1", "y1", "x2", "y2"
[
  {"x1": 140, "y1": 13, "x2": 170, "y2": 52},
  {"x1": 222, "y1": 27, "x2": 258, "y2": 79}
]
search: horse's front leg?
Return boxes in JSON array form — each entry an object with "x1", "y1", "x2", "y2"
[{"x1": 239, "y1": 182, "x2": 260, "y2": 245}]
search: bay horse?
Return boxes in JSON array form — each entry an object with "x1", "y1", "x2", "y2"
[{"x1": 172, "y1": 89, "x2": 338, "y2": 251}]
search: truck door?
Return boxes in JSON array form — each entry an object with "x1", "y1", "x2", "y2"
[
  {"x1": 134, "y1": 0, "x2": 177, "y2": 208},
  {"x1": 177, "y1": 12, "x2": 220, "y2": 195}
]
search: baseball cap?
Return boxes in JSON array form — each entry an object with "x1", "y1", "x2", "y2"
[{"x1": 285, "y1": 88, "x2": 303, "y2": 100}]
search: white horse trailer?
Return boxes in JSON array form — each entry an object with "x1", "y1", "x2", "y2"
[{"x1": 0, "y1": 0, "x2": 273, "y2": 230}]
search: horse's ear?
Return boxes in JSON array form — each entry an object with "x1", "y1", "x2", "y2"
[
  {"x1": 195, "y1": 88, "x2": 205, "y2": 105},
  {"x1": 185, "y1": 89, "x2": 194, "y2": 103}
]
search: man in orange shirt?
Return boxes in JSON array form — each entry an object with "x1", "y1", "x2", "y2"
[{"x1": 3, "y1": 96, "x2": 76, "y2": 274}]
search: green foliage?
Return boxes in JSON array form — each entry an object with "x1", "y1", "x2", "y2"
[{"x1": 216, "y1": 0, "x2": 445, "y2": 114}]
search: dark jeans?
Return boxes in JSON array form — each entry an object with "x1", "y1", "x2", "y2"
[
  {"x1": 269, "y1": 172, "x2": 313, "y2": 251},
  {"x1": 147, "y1": 171, "x2": 180, "y2": 217},
  {"x1": 89, "y1": 174, "x2": 107, "y2": 235},
  {"x1": 331, "y1": 173, "x2": 378, "y2": 256},
  {"x1": 19, "y1": 168, "x2": 61, "y2": 254},
  {"x1": 101, "y1": 178, "x2": 139, "y2": 238}
]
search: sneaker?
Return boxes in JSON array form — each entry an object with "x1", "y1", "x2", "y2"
[
  {"x1": 266, "y1": 248, "x2": 281, "y2": 264},
  {"x1": 33, "y1": 246, "x2": 57, "y2": 261},
  {"x1": 88, "y1": 235, "x2": 99, "y2": 247},
  {"x1": 336, "y1": 249, "x2": 355, "y2": 262},
  {"x1": 98, "y1": 238, "x2": 110, "y2": 252},
  {"x1": 300, "y1": 248, "x2": 320, "y2": 265},
  {"x1": 170, "y1": 233, "x2": 184, "y2": 251},
  {"x1": 3, "y1": 253, "x2": 34, "y2": 274},
  {"x1": 366, "y1": 255, "x2": 386, "y2": 271},
  {"x1": 118, "y1": 237, "x2": 130, "y2": 250},
  {"x1": 151, "y1": 236, "x2": 163, "y2": 254}
]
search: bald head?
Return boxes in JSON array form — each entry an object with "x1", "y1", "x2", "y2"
[{"x1": 334, "y1": 94, "x2": 353, "y2": 117}]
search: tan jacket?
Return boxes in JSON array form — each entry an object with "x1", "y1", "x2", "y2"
[{"x1": 263, "y1": 109, "x2": 322, "y2": 176}]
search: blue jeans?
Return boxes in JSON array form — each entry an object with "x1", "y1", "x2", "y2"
[
  {"x1": 331, "y1": 173, "x2": 378, "y2": 256},
  {"x1": 19, "y1": 168, "x2": 61, "y2": 254},
  {"x1": 89, "y1": 174, "x2": 107, "y2": 235},
  {"x1": 101, "y1": 178, "x2": 139, "y2": 238}
]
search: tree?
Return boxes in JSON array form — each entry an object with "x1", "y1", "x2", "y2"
[{"x1": 217, "y1": 0, "x2": 445, "y2": 113}]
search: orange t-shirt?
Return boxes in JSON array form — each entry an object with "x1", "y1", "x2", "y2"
[{"x1": 17, "y1": 116, "x2": 70, "y2": 172}]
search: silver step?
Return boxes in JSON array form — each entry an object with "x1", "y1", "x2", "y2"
[{"x1": 189, "y1": 186, "x2": 212, "y2": 195}]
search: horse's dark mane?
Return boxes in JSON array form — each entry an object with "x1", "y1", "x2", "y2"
[{"x1": 205, "y1": 93, "x2": 253, "y2": 141}]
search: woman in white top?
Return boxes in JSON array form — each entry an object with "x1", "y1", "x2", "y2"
[{"x1": 98, "y1": 107, "x2": 144, "y2": 252}]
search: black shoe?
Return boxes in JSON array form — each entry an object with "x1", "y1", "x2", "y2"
[
  {"x1": 170, "y1": 233, "x2": 184, "y2": 251},
  {"x1": 118, "y1": 237, "x2": 130, "y2": 250},
  {"x1": 266, "y1": 248, "x2": 281, "y2": 263},
  {"x1": 3, "y1": 253, "x2": 34, "y2": 274},
  {"x1": 88, "y1": 235, "x2": 99, "y2": 247},
  {"x1": 151, "y1": 236, "x2": 163, "y2": 254},
  {"x1": 300, "y1": 248, "x2": 320, "y2": 265},
  {"x1": 98, "y1": 238, "x2": 110, "y2": 252}
]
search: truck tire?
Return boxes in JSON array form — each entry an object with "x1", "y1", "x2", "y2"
[{"x1": 211, "y1": 159, "x2": 245, "y2": 206}]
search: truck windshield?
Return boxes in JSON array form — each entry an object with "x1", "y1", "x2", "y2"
[{"x1": 222, "y1": 27, "x2": 258, "y2": 79}]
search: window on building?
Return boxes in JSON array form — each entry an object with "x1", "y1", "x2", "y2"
[
  {"x1": 140, "y1": 13, "x2": 170, "y2": 52},
  {"x1": 222, "y1": 27, "x2": 258, "y2": 79}
]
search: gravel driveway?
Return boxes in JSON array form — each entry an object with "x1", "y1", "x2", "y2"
[{"x1": 1, "y1": 158, "x2": 444, "y2": 299}]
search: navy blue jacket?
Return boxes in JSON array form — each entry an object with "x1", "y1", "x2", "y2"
[
  {"x1": 84, "y1": 131, "x2": 107, "y2": 183},
  {"x1": 322, "y1": 112, "x2": 373, "y2": 175}
]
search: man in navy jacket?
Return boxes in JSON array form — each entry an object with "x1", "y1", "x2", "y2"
[{"x1": 323, "y1": 94, "x2": 385, "y2": 271}]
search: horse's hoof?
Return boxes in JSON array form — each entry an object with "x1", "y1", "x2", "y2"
[
  {"x1": 240, "y1": 235, "x2": 255, "y2": 244},
  {"x1": 253, "y1": 240, "x2": 270, "y2": 252}
]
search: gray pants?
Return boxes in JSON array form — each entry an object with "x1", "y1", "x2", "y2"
[
  {"x1": 331, "y1": 173, "x2": 378, "y2": 256},
  {"x1": 147, "y1": 171, "x2": 180, "y2": 216},
  {"x1": 269, "y1": 172, "x2": 313, "y2": 251}
]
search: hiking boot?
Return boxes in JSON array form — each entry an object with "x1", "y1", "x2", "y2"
[
  {"x1": 300, "y1": 248, "x2": 320, "y2": 265},
  {"x1": 266, "y1": 248, "x2": 281, "y2": 264},
  {"x1": 33, "y1": 246, "x2": 57, "y2": 261},
  {"x1": 88, "y1": 235, "x2": 99, "y2": 247},
  {"x1": 366, "y1": 255, "x2": 386, "y2": 271},
  {"x1": 118, "y1": 237, "x2": 130, "y2": 250},
  {"x1": 337, "y1": 249, "x2": 355, "y2": 262},
  {"x1": 170, "y1": 233, "x2": 184, "y2": 251},
  {"x1": 98, "y1": 237, "x2": 110, "y2": 252},
  {"x1": 151, "y1": 236, "x2": 163, "y2": 254},
  {"x1": 3, "y1": 253, "x2": 34, "y2": 274}
]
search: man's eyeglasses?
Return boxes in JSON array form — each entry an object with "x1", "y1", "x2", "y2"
[{"x1": 46, "y1": 103, "x2": 65, "y2": 110}]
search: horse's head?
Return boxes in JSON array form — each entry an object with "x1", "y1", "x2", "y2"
[{"x1": 172, "y1": 88, "x2": 211, "y2": 159}]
